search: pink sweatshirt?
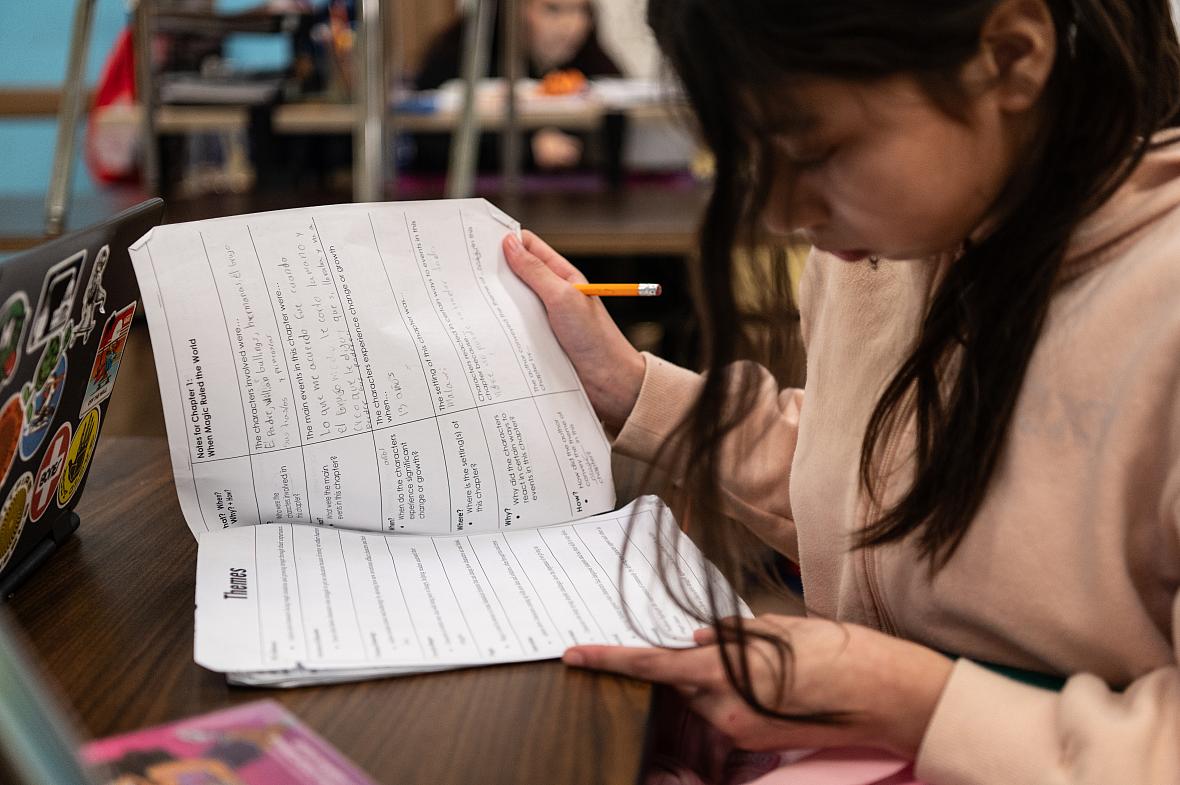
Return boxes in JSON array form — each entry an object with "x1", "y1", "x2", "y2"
[{"x1": 613, "y1": 139, "x2": 1180, "y2": 784}]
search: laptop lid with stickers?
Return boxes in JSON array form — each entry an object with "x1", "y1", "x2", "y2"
[{"x1": 0, "y1": 199, "x2": 164, "y2": 599}]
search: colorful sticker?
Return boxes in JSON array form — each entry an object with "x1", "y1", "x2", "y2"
[
  {"x1": 28, "y1": 249, "x2": 84, "y2": 352},
  {"x1": 80, "y1": 301, "x2": 135, "y2": 414},
  {"x1": 0, "y1": 394, "x2": 25, "y2": 488},
  {"x1": 71, "y1": 244, "x2": 109, "y2": 348},
  {"x1": 0, "y1": 292, "x2": 29, "y2": 389},
  {"x1": 0, "y1": 472, "x2": 33, "y2": 575},
  {"x1": 25, "y1": 329, "x2": 69, "y2": 397},
  {"x1": 30, "y1": 421, "x2": 70, "y2": 522},
  {"x1": 57, "y1": 406, "x2": 100, "y2": 508},
  {"x1": 18, "y1": 352, "x2": 66, "y2": 461}
]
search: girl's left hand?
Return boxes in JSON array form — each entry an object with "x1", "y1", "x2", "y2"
[{"x1": 563, "y1": 615, "x2": 953, "y2": 759}]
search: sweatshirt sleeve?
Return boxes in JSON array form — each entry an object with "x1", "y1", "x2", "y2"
[
  {"x1": 915, "y1": 311, "x2": 1180, "y2": 785},
  {"x1": 915, "y1": 650, "x2": 1180, "y2": 785},
  {"x1": 613, "y1": 352, "x2": 803, "y2": 560}
]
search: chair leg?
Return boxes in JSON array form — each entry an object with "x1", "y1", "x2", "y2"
[
  {"x1": 44, "y1": 0, "x2": 98, "y2": 237},
  {"x1": 446, "y1": 0, "x2": 496, "y2": 199}
]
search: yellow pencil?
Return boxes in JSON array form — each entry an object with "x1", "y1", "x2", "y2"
[{"x1": 573, "y1": 283, "x2": 662, "y2": 297}]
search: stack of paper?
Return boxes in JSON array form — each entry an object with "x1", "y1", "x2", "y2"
[
  {"x1": 129, "y1": 199, "x2": 745, "y2": 686},
  {"x1": 198, "y1": 497, "x2": 733, "y2": 686}
]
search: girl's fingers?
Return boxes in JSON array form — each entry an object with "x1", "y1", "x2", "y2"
[
  {"x1": 563, "y1": 644, "x2": 723, "y2": 689},
  {"x1": 693, "y1": 615, "x2": 796, "y2": 646},
  {"x1": 520, "y1": 230, "x2": 588, "y2": 283},
  {"x1": 502, "y1": 233, "x2": 577, "y2": 302}
]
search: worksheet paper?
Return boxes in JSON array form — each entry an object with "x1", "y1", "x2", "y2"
[
  {"x1": 195, "y1": 496, "x2": 740, "y2": 683},
  {"x1": 129, "y1": 198, "x2": 614, "y2": 538}
]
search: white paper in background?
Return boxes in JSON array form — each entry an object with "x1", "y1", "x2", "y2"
[
  {"x1": 194, "y1": 496, "x2": 749, "y2": 677},
  {"x1": 130, "y1": 198, "x2": 614, "y2": 538}
]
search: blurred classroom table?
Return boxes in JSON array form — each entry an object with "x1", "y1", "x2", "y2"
[{"x1": 1, "y1": 181, "x2": 708, "y2": 258}]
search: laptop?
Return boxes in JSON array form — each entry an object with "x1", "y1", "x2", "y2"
[{"x1": 0, "y1": 198, "x2": 164, "y2": 600}]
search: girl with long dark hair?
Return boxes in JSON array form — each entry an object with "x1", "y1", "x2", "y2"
[{"x1": 503, "y1": 0, "x2": 1180, "y2": 781}]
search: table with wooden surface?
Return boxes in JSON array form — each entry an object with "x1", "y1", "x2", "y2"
[
  {"x1": 1, "y1": 183, "x2": 707, "y2": 258},
  {"x1": 157, "y1": 183, "x2": 708, "y2": 258},
  {"x1": 5, "y1": 434, "x2": 656, "y2": 785}
]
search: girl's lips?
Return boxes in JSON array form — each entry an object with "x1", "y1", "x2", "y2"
[{"x1": 827, "y1": 249, "x2": 871, "y2": 262}]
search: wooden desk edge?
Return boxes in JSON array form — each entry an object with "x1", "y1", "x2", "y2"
[{"x1": 6, "y1": 435, "x2": 657, "y2": 785}]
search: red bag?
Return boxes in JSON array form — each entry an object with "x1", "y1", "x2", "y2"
[{"x1": 86, "y1": 27, "x2": 141, "y2": 184}]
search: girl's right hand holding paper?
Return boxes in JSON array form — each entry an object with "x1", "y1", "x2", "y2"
[{"x1": 503, "y1": 230, "x2": 645, "y2": 431}]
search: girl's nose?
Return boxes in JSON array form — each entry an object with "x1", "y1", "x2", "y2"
[{"x1": 762, "y1": 171, "x2": 826, "y2": 237}]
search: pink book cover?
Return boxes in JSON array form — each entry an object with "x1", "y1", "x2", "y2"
[
  {"x1": 740, "y1": 748, "x2": 922, "y2": 785},
  {"x1": 642, "y1": 691, "x2": 924, "y2": 785},
  {"x1": 80, "y1": 700, "x2": 378, "y2": 785}
]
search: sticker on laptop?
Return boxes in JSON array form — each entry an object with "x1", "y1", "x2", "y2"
[
  {"x1": 0, "y1": 394, "x2": 24, "y2": 487},
  {"x1": 0, "y1": 292, "x2": 29, "y2": 389},
  {"x1": 30, "y1": 421, "x2": 70, "y2": 523},
  {"x1": 57, "y1": 406, "x2": 100, "y2": 508},
  {"x1": 19, "y1": 331, "x2": 70, "y2": 460},
  {"x1": 27, "y1": 250, "x2": 84, "y2": 352},
  {"x1": 19, "y1": 350, "x2": 66, "y2": 462},
  {"x1": 71, "y1": 244, "x2": 110, "y2": 348},
  {"x1": 80, "y1": 301, "x2": 135, "y2": 414},
  {"x1": 0, "y1": 472, "x2": 33, "y2": 576}
]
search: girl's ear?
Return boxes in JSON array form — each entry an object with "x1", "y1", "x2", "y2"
[{"x1": 965, "y1": 0, "x2": 1057, "y2": 112}]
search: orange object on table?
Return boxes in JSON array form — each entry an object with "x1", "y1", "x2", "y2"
[{"x1": 538, "y1": 69, "x2": 588, "y2": 96}]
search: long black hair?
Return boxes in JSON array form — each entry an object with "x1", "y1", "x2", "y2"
[{"x1": 642, "y1": 0, "x2": 1180, "y2": 723}]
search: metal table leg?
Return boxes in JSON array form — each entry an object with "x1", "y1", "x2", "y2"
[
  {"x1": 44, "y1": 0, "x2": 98, "y2": 237},
  {"x1": 447, "y1": 0, "x2": 496, "y2": 199},
  {"x1": 354, "y1": 0, "x2": 388, "y2": 202}
]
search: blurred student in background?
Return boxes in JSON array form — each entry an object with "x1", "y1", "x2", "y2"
[{"x1": 408, "y1": 0, "x2": 621, "y2": 173}]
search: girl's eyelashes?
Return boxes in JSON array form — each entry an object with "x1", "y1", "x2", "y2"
[
  {"x1": 784, "y1": 145, "x2": 835, "y2": 170},
  {"x1": 791, "y1": 149, "x2": 833, "y2": 169},
  {"x1": 772, "y1": 135, "x2": 836, "y2": 169}
]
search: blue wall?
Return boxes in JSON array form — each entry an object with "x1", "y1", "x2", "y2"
[
  {"x1": 0, "y1": 0, "x2": 129, "y2": 196},
  {"x1": 0, "y1": 0, "x2": 289, "y2": 197}
]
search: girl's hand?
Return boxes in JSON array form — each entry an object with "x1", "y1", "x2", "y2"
[
  {"x1": 503, "y1": 230, "x2": 645, "y2": 430},
  {"x1": 532, "y1": 128, "x2": 583, "y2": 169},
  {"x1": 563, "y1": 615, "x2": 953, "y2": 759}
]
